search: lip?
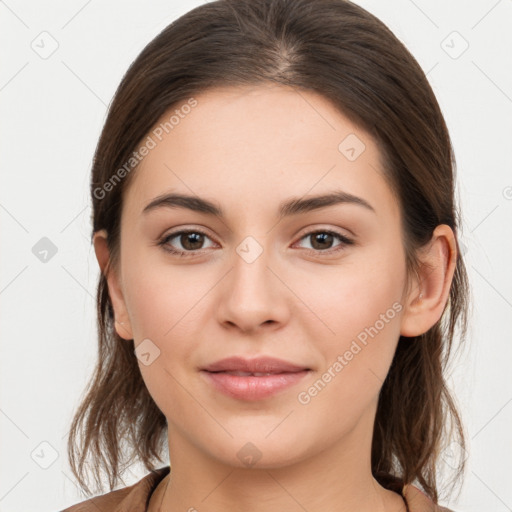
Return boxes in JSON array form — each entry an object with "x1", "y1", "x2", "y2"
[
  {"x1": 200, "y1": 356, "x2": 311, "y2": 401},
  {"x1": 201, "y1": 356, "x2": 310, "y2": 373}
]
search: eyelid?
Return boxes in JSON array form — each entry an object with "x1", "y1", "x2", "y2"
[{"x1": 294, "y1": 224, "x2": 354, "y2": 242}]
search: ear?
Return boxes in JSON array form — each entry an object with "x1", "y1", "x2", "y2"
[
  {"x1": 93, "y1": 229, "x2": 134, "y2": 340},
  {"x1": 400, "y1": 224, "x2": 458, "y2": 337}
]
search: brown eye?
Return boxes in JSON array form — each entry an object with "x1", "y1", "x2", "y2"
[
  {"x1": 296, "y1": 230, "x2": 354, "y2": 254},
  {"x1": 310, "y1": 232, "x2": 335, "y2": 250},
  {"x1": 179, "y1": 232, "x2": 206, "y2": 250},
  {"x1": 158, "y1": 229, "x2": 216, "y2": 256}
]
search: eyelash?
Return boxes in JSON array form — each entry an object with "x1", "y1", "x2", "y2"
[{"x1": 157, "y1": 228, "x2": 354, "y2": 258}]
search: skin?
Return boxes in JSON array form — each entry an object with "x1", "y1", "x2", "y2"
[{"x1": 93, "y1": 84, "x2": 457, "y2": 512}]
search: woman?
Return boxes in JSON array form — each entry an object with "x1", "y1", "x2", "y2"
[{"x1": 62, "y1": 0, "x2": 469, "y2": 510}]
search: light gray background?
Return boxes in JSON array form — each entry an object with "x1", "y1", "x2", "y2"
[{"x1": 1, "y1": 1, "x2": 511, "y2": 511}]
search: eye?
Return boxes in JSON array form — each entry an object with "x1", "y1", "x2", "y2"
[
  {"x1": 157, "y1": 227, "x2": 354, "y2": 258},
  {"x1": 294, "y1": 229, "x2": 354, "y2": 254},
  {"x1": 158, "y1": 229, "x2": 217, "y2": 257}
]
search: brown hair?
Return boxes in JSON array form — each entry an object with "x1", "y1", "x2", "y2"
[{"x1": 68, "y1": 0, "x2": 469, "y2": 503}]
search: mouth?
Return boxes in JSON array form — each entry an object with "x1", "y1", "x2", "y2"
[
  {"x1": 201, "y1": 355, "x2": 311, "y2": 374},
  {"x1": 200, "y1": 356, "x2": 311, "y2": 400},
  {"x1": 206, "y1": 370, "x2": 300, "y2": 376}
]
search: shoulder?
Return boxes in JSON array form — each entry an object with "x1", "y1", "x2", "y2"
[
  {"x1": 60, "y1": 466, "x2": 170, "y2": 512},
  {"x1": 403, "y1": 483, "x2": 456, "y2": 512}
]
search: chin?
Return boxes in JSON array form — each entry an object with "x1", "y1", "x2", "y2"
[{"x1": 202, "y1": 431, "x2": 312, "y2": 470}]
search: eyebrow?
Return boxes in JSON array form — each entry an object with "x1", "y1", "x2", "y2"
[{"x1": 142, "y1": 190, "x2": 375, "y2": 218}]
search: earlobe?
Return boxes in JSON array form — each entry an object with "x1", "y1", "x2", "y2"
[
  {"x1": 92, "y1": 229, "x2": 134, "y2": 340},
  {"x1": 400, "y1": 224, "x2": 457, "y2": 338}
]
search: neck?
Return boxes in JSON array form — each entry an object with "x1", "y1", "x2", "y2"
[{"x1": 158, "y1": 415, "x2": 406, "y2": 512}]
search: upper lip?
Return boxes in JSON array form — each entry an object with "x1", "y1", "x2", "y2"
[{"x1": 201, "y1": 356, "x2": 310, "y2": 374}]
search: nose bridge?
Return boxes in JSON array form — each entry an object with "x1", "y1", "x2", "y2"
[
  {"x1": 217, "y1": 232, "x2": 287, "y2": 331},
  {"x1": 231, "y1": 233, "x2": 274, "y2": 300}
]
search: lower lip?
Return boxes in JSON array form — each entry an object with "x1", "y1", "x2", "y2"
[{"x1": 200, "y1": 370, "x2": 310, "y2": 400}]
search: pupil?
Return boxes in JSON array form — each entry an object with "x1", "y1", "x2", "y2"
[
  {"x1": 182, "y1": 233, "x2": 203, "y2": 250},
  {"x1": 312, "y1": 233, "x2": 332, "y2": 250}
]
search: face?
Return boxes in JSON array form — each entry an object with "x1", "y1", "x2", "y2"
[{"x1": 103, "y1": 84, "x2": 412, "y2": 469}]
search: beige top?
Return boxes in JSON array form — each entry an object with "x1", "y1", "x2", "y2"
[{"x1": 61, "y1": 466, "x2": 454, "y2": 512}]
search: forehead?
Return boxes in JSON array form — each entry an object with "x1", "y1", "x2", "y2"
[{"x1": 122, "y1": 84, "x2": 397, "y2": 220}]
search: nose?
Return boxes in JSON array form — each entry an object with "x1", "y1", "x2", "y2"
[{"x1": 216, "y1": 239, "x2": 290, "y2": 334}]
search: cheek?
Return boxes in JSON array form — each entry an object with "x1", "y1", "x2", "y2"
[
  {"x1": 122, "y1": 261, "x2": 212, "y2": 415},
  {"x1": 292, "y1": 247, "x2": 405, "y2": 342},
  {"x1": 292, "y1": 247, "x2": 405, "y2": 400},
  {"x1": 122, "y1": 248, "x2": 213, "y2": 340}
]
